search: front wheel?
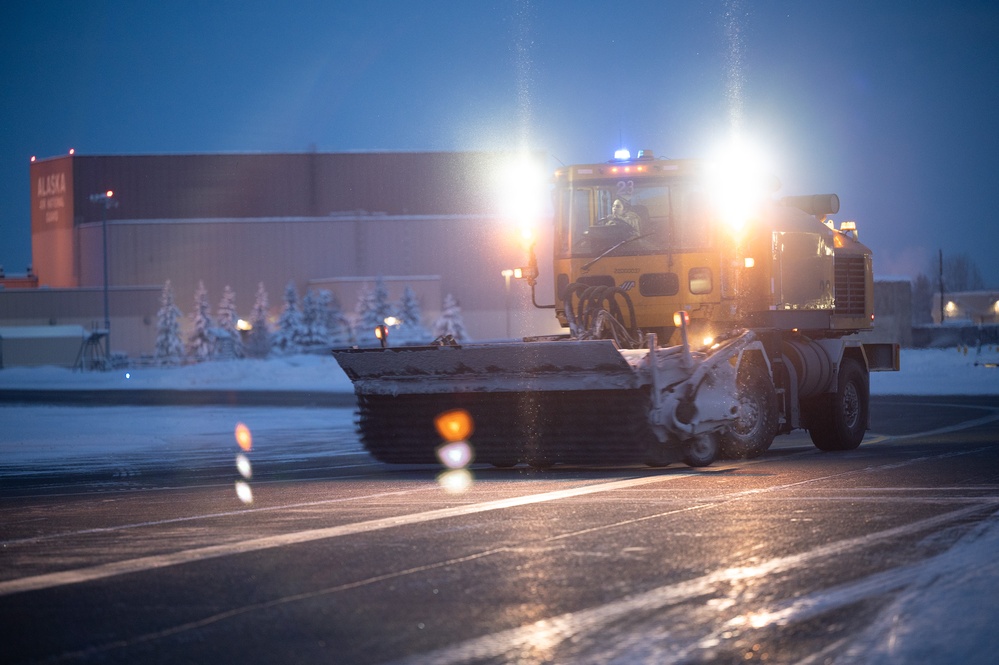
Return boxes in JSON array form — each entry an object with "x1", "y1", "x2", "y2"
[
  {"x1": 720, "y1": 364, "x2": 779, "y2": 459},
  {"x1": 683, "y1": 433, "x2": 719, "y2": 467},
  {"x1": 806, "y1": 357, "x2": 869, "y2": 451}
]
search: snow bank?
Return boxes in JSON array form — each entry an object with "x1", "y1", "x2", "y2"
[
  {"x1": 836, "y1": 514, "x2": 999, "y2": 663},
  {"x1": 0, "y1": 348, "x2": 994, "y2": 395},
  {"x1": 0, "y1": 354, "x2": 355, "y2": 393},
  {"x1": 870, "y1": 347, "x2": 998, "y2": 395}
]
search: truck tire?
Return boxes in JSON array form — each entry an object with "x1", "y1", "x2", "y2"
[
  {"x1": 683, "y1": 433, "x2": 719, "y2": 467},
  {"x1": 807, "y1": 357, "x2": 868, "y2": 451},
  {"x1": 720, "y1": 364, "x2": 780, "y2": 459}
]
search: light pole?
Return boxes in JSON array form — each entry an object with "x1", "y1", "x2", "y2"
[
  {"x1": 89, "y1": 190, "x2": 115, "y2": 365},
  {"x1": 501, "y1": 269, "x2": 514, "y2": 338}
]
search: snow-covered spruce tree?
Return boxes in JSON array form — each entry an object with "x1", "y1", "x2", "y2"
[
  {"x1": 393, "y1": 285, "x2": 431, "y2": 345},
  {"x1": 246, "y1": 282, "x2": 272, "y2": 359},
  {"x1": 187, "y1": 280, "x2": 215, "y2": 362},
  {"x1": 214, "y1": 285, "x2": 244, "y2": 360},
  {"x1": 154, "y1": 280, "x2": 184, "y2": 366},
  {"x1": 272, "y1": 281, "x2": 305, "y2": 354},
  {"x1": 300, "y1": 289, "x2": 330, "y2": 349},
  {"x1": 432, "y1": 293, "x2": 468, "y2": 342},
  {"x1": 319, "y1": 289, "x2": 352, "y2": 346},
  {"x1": 353, "y1": 277, "x2": 393, "y2": 346}
]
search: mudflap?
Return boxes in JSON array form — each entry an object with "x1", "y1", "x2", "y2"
[{"x1": 333, "y1": 340, "x2": 675, "y2": 466}]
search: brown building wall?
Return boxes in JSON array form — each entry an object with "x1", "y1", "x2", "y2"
[
  {"x1": 14, "y1": 151, "x2": 561, "y2": 358},
  {"x1": 56, "y1": 151, "x2": 521, "y2": 227},
  {"x1": 75, "y1": 213, "x2": 550, "y2": 337},
  {"x1": 30, "y1": 155, "x2": 76, "y2": 287},
  {"x1": 0, "y1": 287, "x2": 162, "y2": 358}
]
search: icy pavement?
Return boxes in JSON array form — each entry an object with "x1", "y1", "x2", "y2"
[
  {"x1": 0, "y1": 349, "x2": 997, "y2": 661},
  {"x1": 834, "y1": 511, "x2": 999, "y2": 664},
  {"x1": 0, "y1": 405, "x2": 362, "y2": 479}
]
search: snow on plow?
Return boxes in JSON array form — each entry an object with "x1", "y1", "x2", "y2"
[{"x1": 332, "y1": 331, "x2": 757, "y2": 468}]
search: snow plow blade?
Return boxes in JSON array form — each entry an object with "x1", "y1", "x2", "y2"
[{"x1": 332, "y1": 340, "x2": 670, "y2": 467}]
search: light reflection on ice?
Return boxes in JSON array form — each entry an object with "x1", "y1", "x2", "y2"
[
  {"x1": 235, "y1": 422, "x2": 253, "y2": 451},
  {"x1": 234, "y1": 423, "x2": 254, "y2": 502},
  {"x1": 434, "y1": 409, "x2": 474, "y2": 442},
  {"x1": 435, "y1": 410, "x2": 476, "y2": 493},
  {"x1": 436, "y1": 441, "x2": 473, "y2": 469},
  {"x1": 437, "y1": 468, "x2": 473, "y2": 494},
  {"x1": 235, "y1": 453, "x2": 252, "y2": 479},
  {"x1": 234, "y1": 480, "x2": 253, "y2": 504}
]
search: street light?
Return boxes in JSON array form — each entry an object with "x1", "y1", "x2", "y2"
[
  {"x1": 89, "y1": 189, "x2": 116, "y2": 365},
  {"x1": 501, "y1": 269, "x2": 515, "y2": 338}
]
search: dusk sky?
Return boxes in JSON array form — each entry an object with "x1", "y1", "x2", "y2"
[{"x1": 3, "y1": 1, "x2": 998, "y2": 287}]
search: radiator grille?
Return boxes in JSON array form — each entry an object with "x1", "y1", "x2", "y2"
[{"x1": 834, "y1": 256, "x2": 866, "y2": 315}]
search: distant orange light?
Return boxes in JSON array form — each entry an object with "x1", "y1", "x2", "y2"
[
  {"x1": 106, "y1": 190, "x2": 114, "y2": 198},
  {"x1": 435, "y1": 409, "x2": 474, "y2": 442},
  {"x1": 235, "y1": 422, "x2": 252, "y2": 451},
  {"x1": 69, "y1": 148, "x2": 75, "y2": 155},
  {"x1": 30, "y1": 156, "x2": 36, "y2": 162}
]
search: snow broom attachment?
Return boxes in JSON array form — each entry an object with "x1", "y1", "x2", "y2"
[
  {"x1": 332, "y1": 339, "x2": 662, "y2": 467},
  {"x1": 635, "y1": 328, "x2": 768, "y2": 466}
]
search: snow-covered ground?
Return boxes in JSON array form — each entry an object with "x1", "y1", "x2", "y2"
[
  {"x1": 0, "y1": 353, "x2": 355, "y2": 393},
  {"x1": 0, "y1": 347, "x2": 995, "y2": 395}
]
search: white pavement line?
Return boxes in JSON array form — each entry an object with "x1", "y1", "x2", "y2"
[
  {"x1": 0, "y1": 486, "x2": 441, "y2": 548},
  {"x1": 876, "y1": 404, "x2": 999, "y2": 442},
  {"x1": 394, "y1": 503, "x2": 994, "y2": 665},
  {"x1": 0, "y1": 474, "x2": 688, "y2": 597},
  {"x1": 890, "y1": 411, "x2": 999, "y2": 440}
]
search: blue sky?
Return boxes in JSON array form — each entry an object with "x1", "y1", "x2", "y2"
[{"x1": 3, "y1": 0, "x2": 998, "y2": 286}]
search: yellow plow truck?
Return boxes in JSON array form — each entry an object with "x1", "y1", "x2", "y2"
[{"x1": 333, "y1": 149, "x2": 900, "y2": 468}]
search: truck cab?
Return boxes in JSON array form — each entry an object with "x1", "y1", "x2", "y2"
[{"x1": 551, "y1": 151, "x2": 874, "y2": 347}]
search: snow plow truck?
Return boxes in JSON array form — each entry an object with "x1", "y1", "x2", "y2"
[{"x1": 333, "y1": 149, "x2": 900, "y2": 468}]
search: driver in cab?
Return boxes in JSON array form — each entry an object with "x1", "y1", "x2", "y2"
[{"x1": 601, "y1": 198, "x2": 641, "y2": 234}]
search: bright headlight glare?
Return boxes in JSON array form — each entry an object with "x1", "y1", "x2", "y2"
[
  {"x1": 706, "y1": 137, "x2": 775, "y2": 233},
  {"x1": 496, "y1": 155, "x2": 546, "y2": 225}
]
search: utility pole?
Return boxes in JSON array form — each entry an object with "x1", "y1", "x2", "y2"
[
  {"x1": 938, "y1": 249, "x2": 945, "y2": 325},
  {"x1": 89, "y1": 190, "x2": 116, "y2": 365}
]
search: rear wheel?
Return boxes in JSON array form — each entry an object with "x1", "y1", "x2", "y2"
[
  {"x1": 720, "y1": 363, "x2": 779, "y2": 460},
  {"x1": 807, "y1": 357, "x2": 869, "y2": 451}
]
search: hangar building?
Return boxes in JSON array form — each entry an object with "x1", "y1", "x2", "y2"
[{"x1": 5, "y1": 151, "x2": 556, "y2": 360}]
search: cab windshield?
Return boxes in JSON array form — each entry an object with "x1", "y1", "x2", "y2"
[{"x1": 555, "y1": 178, "x2": 714, "y2": 258}]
